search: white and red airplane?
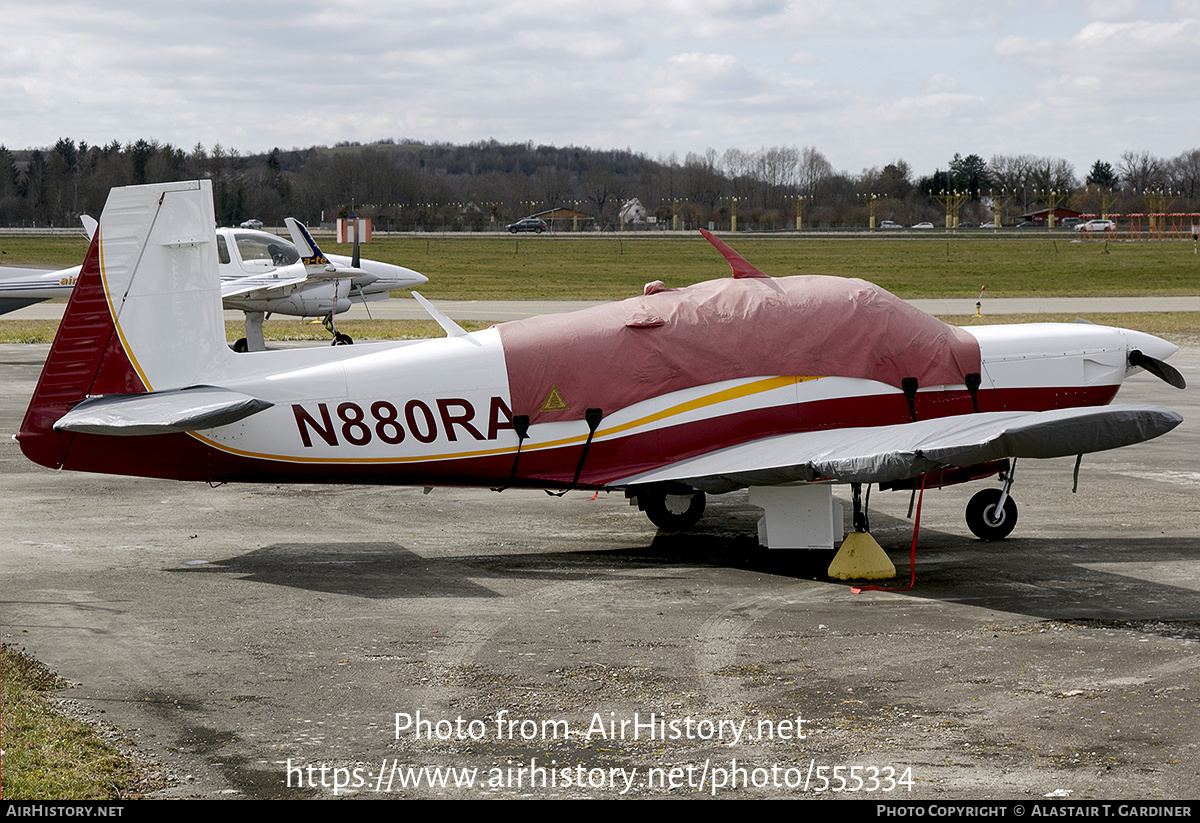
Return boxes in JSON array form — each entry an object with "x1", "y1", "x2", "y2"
[
  {"x1": 17, "y1": 181, "x2": 1185, "y2": 552},
  {"x1": 0, "y1": 214, "x2": 426, "y2": 351}
]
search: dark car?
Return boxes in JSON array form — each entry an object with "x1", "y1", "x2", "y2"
[{"x1": 506, "y1": 217, "x2": 547, "y2": 234}]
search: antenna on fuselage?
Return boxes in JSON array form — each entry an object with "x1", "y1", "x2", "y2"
[{"x1": 699, "y1": 229, "x2": 771, "y2": 279}]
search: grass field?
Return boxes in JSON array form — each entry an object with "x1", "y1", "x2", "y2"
[
  {"x1": 2, "y1": 312, "x2": 1196, "y2": 346},
  {"x1": 1, "y1": 644, "x2": 158, "y2": 798},
  {"x1": 3, "y1": 232, "x2": 1198, "y2": 301}
]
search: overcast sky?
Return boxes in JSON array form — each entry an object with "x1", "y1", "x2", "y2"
[{"x1": 3, "y1": 0, "x2": 1197, "y2": 178}]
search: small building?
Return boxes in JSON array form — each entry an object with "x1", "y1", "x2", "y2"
[
  {"x1": 534, "y1": 207, "x2": 594, "y2": 232},
  {"x1": 337, "y1": 217, "x2": 371, "y2": 243},
  {"x1": 1020, "y1": 207, "x2": 1082, "y2": 227}
]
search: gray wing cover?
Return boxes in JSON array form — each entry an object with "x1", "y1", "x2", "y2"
[
  {"x1": 616, "y1": 405, "x2": 1182, "y2": 493},
  {"x1": 53, "y1": 385, "x2": 273, "y2": 436}
]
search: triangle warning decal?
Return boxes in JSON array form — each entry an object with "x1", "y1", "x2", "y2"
[{"x1": 540, "y1": 385, "x2": 569, "y2": 412}]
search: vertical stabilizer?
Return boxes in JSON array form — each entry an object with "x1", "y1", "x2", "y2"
[
  {"x1": 19, "y1": 180, "x2": 230, "y2": 469},
  {"x1": 100, "y1": 179, "x2": 229, "y2": 390}
]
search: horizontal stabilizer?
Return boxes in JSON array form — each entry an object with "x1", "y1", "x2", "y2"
[
  {"x1": 53, "y1": 385, "x2": 273, "y2": 436},
  {"x1": 615, "y1": 405, "x2": 1183, "y2": 492}
]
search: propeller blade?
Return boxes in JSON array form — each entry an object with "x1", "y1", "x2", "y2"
[{"x1": 1129, "y1": 349, "x2": 1187, "y2": 389}]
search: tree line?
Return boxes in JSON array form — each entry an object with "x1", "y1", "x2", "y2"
[{"x1": 2, "y1": 137, "x2": 1198, "y2": 232}]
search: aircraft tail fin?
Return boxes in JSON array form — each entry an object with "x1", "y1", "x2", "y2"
[
  {"x1": 285, "y1": 217, "x2": 339, "y2": 275},
  {"x1": 19, "y1": 180, "x2": 231, "y2": 468}
]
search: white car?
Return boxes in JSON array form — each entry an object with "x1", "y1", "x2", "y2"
[
  {"x1": 911, "y1": 222, "x2": 934, "y2": 229},
  {"x1": 1074, "y1": 219, "x2": 1115, "y2": 233},
  {"x1": 878, "y1": 220, "x2": 902, "y2": 230},
  {"x1": 240, "y1": 218, "x2": 264, "y2": 229}
]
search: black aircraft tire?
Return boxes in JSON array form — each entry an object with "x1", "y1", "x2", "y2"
[
  {"x1": 965, "y1": 489, "x2": 1018, "y2": 541},
  {"x1": 232, "y1": 338, "x2": 249, "y2": 353},
  {"x1": 643, "y1": 490, "x2": 706, "y2": 531},
  {"x1": 332, "y1": 333, "x2": 353, "y2": 346}
]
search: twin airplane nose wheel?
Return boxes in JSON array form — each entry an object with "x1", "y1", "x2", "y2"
[{"x1": 965, "y1": 488, "x2": 1018, "y2": 541}]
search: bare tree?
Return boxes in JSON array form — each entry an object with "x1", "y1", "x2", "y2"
[
  {"x1": 1166, "y1": 149, "x2": 1200, "y2": 198},
  {"x1": 533, "y1": 168, "x2": 570, "y2": 210},
  {"x1": 682, "y1": 149, "x2": 724, "y2": 212},
  {"x1": 796, "y1": 146, "x2": 832, "y2": 198},
  {"x1": 582, "y1": 167, "x2": 625, "y2": 225},
  {"x1": 1118, "y1": 151, "x2": 1167, "y2": 191}
]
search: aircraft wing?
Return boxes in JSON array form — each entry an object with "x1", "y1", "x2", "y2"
[
  {"x1": 612, "y1": 405, "x2": 1182, "y2": 493},
  {"x1": 1, "y1": 296, "x2": 50, "y2": 315},
  {"x1": 220, "y1": 273, "x2": 310, "y2": 299},
  {"x1": 0, "y1": 266, "x2": 77, "y2": 314}
]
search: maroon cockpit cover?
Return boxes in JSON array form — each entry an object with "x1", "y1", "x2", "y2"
[{"x1": 497, "y1": 275, "x2": 981, "y2": 424}]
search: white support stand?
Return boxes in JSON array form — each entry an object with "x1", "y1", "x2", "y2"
[
  {"x1": 244, "y1": 311, "x2": 266, "y2": 352},
  {"x1": 749, "y1": 483, "x2": 844, "y2": 549}
]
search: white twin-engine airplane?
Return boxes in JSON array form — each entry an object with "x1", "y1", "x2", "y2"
[
  {"x1": 0, "y1": 213, "x2": 426, "y2": 352},
  {"x1": 18, "y1": 180, "x2": 1185, "y2": 557}
]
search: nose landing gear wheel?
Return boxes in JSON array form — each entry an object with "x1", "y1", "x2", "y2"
[
  {"x1": 332, "y1": 332, "x2": 353, "y2": 346},
  {"x1": 965, "y1": 488, "x2": 1018, "y2": 541}
]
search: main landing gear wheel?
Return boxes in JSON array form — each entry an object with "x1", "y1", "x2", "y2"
[
  {"x1": 965, "y1": 488, "x2": 1018, "y2": 541},
  {"x1": 643, "y1": 490, "x2": 706, "y2": 531},
  {"x1": 232, "y1": 338, "x2": 249, "y2": 353},
  {"x1": 332, "y1": 332, "x2": 353, "y2": 346}
]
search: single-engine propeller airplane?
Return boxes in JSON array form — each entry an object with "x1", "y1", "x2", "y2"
[
  {"x1": 18, "y1": 181, "x2": 1186, "y2": 556},
  {"x1": 0, "y1": 213, "x2": 426, "y2": 352}
]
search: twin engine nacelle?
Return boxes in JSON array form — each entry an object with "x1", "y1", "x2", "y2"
[{"x1": 266, "y1": 281, "x2": 353, "y2": 318}]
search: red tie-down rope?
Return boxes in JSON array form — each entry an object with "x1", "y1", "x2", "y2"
[{"x1": 851, "y1": 474, "x2": 927, "y2": 594}]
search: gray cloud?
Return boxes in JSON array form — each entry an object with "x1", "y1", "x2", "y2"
[{"x1": 1, "y1": 0, "x2": 1195, "y2": 176}]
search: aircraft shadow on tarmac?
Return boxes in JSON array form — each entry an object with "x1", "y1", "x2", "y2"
[{"x1": 165, "y1": 509, "x2": 1200, "y2": 625}]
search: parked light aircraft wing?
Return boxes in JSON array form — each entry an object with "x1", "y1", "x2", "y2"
[
  {"x1": 0, "y1": 269, "x2": 69, "y2": 315},
  {"x1": 219, "y1": 272, "x2": 310, "y2": 299},
  {"x1": 616, "y1": 405, "x2": 1183, "y2": 492},
  {"x1": 0, "y1": 214, "x2": 95, "y2": 314}
]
